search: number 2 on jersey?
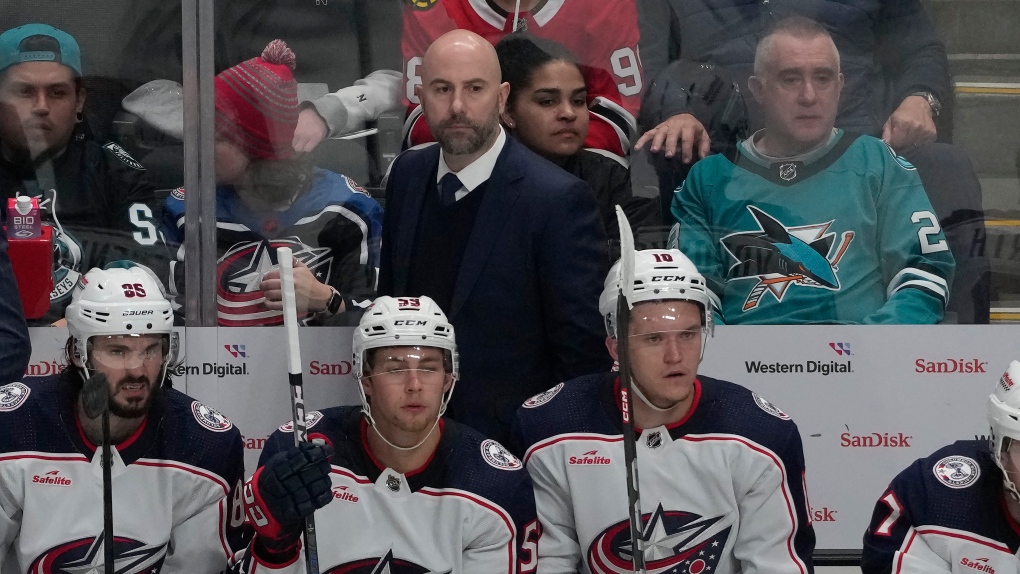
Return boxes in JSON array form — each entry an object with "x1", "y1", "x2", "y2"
[{"x1": 910, "y1": 210, "x2": 948, "y2": 254}]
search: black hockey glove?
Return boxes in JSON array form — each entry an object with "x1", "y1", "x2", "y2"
[{"x1": 244, "y1": 442, "x2": 333, "y2": 559}]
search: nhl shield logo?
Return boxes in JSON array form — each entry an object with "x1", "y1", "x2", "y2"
[
  {"x1": 191, "y1": 401, "x2": 233, "y2": 432},
  {"x1": 646, "y1": 431, "x2": 662, "y2": 449},
  {"x1": 0, "y1": 383, "x2": 30, "y2": 412},
  {"x1": 523, "y1": 382, "x2": 564, "y2": 408},
  {"x1": 386, "y1": 474, "x2": 401, "y2": 492},
  {"x1": 752, "y1": 393, "x2": 791, "y2": 420},
  {"x1": 778, "y1": 162, "x2": 798, "y2": 181},
  {"x1": 481, "y1": 439, "x2": 523, "y2": 470},
  {"x1": 933, "y1": 455, "x2": 980, "y2": 489}
]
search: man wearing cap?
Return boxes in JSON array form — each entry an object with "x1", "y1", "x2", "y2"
[
  {"x1": 0, "y1": 23, "x2": 169, "y2": 325},
  {"x1": 161, "y1": 40, "x2": 383, "y2": 326}
]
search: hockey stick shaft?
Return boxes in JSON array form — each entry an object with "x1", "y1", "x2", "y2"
[
  {"x1": 278, "y1": 248, "x2": 320, "y2": 574},
  {"x1": 615, "y1": 207, "x2": 646, "y2": 573},
  {"x1": 102, "y1": 411, "x2": 114, "y2": 574}
]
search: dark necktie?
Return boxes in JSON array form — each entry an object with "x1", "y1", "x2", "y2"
[{"x1": 440, "y1": 173, "x2": 463, "y2": 206}]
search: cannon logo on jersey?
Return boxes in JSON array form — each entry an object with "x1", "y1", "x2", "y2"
[
  {"x1": 721, "y1": 205, "x2": 854, "y2": 312},
  {"x1": 191, "y1": 401, "x2": 233, "y2": 432},
  {"x1": 933, "y1": 455, "x2": 981, "y2": 489},
  {"x1": 587, "y1": 504, "x2": 730, "y2": 574},
  {"x1": 279, "y1": 411, "x2": 324, "y2": 432},
  {"x1": 0, "y1": 382, "x2": 30, "y2": 411},
  {"x1": 523, "y1": 383, "x2": 564, "y2": 408},
  {"x1": 752, "y1": 392, "x2": 791, "y2": 420},
  {"x1": 481, "y1": 439, "x2": 523, "y2": 470},
  {"x1": 217, "y1": 238, "x2": 333, "y2": 326},
  {"x1": 29, "y1": 534, "x2": 167, "y2": 574},
  {"x1": 324, "y1": 549, "x2": 442, "y2": 573}
]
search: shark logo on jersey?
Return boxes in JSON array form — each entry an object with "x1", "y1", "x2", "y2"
[
  {"x1": 324, "y1": 549, "x2": 446, "y2": 573},
  {"x1": 933, "y1": 455, "x2": 980, "y2": 489},
  {"x1": 587, "y1": 504, "x2": 731, "y2": 574},
  {"x1": 0, "y1": 383, "x2": 30, "y2": 411},
  {"x1": 217, "y1": 238, "x2": 333, "y2": 326},
  {"x1": 29, "y1": 534, "x2": 167, "y2": 574},
  {"x1": 279, "y1": 411, "x2": 324, "y2": 433},
  {"x1": 722, "y1": 205, "x2": 855, "y2": 312}
]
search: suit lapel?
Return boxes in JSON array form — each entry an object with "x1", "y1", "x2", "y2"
[
  {"x1": 450, "y1": 139, "x2": 523, "y2": 318},
  {"x1": 393, "y1": 145, "x2": 440, "y2": 293}
]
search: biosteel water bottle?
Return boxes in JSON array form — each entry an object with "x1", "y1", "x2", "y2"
[{"x1": 7, "y1": 195, "x2": 41, "y2": 239}]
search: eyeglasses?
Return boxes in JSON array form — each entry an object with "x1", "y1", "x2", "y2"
[{"x1": 364, "y1": 368, "x2": 448, "y2": 386}]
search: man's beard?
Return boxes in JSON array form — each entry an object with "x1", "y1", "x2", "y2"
[
  {"x1": 433, "y1": 109, "x2": 500, "y2": 156},
  {"x1": 109, "y1": 375, "x2": 161, "y2": 419}
]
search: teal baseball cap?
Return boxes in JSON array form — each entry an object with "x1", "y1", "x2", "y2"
[{"x1": 0, "y1": 24, "x2": 82, "y2": 76}]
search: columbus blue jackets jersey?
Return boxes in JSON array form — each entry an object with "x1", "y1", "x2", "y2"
[
  {"x1": 0, "y1": 373, "x2": 247, "y2": 573},
  {"x1": 231, "y1": 406, "x2": 539, "y2": 574},
  {"x1": 672, "y1": 131, "x2": 955, "y2": 325},
  {"x1": 861, "y1": 440, "x2": 1020, "y2": 573},
  {"x1": 162, "y1": 168, "x2": 383, "y2": 326},
  {"x1": 511, "y1": 373, "x2": 815, "y2": 574}
]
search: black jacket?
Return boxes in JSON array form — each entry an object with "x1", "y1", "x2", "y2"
[
  {"x1": 0, "y1": 225, "x2": 29, "y2": 386},
  {"x1": 638, "y1": 0, "x2": 952, "y2": 137}
]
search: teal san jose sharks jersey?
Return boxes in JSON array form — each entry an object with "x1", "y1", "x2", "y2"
[{"x1": 671, "y1": 131, "x2": 955, "y2": 325}]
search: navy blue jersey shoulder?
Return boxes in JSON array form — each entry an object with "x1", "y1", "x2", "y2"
[
  {"x1": 511, "y1": 372, "x2": 800, "y2": 457},
  {"x1": 0, "y1": 374, "x2": 242, "y2": 485},
  {"x1": 263, "y1": 405, "x2": 531, "y2": 509}
]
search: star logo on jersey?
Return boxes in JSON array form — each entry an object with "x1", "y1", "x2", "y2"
[
  {"x1": 29, "y1": 534, "x2": 167, "y2": 574},
  {"x1": 325, "y1": 548, "x2": 444, "y2": 573},
  {"x1": 721, "y1": 205, "x2": 855, "y2": 312},
  {"x1": 217, "y1": 238, "x2": 333, "y2": 326},
  {"x1": 587, "y1": 504, "x2": 731, "y2": 574}
]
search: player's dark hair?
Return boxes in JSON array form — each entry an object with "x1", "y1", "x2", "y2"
[{"x1": 495, "y1": 34, "x2": 583, "y2": 107}]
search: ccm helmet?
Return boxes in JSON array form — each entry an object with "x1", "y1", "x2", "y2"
[
  {"x1": 598, "y1": 248, "x2": 718, "y2": 342},
  {"x1": 352, "y1": 295, "x2": 458, "y2": 451},
  {"x1": 989, "y1": 361, "x2": 1020, "y2": 499},
  {"x1": 66, "y1": 265, "x2": 178, "y2": 376}
]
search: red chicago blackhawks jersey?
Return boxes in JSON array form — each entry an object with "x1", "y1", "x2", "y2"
[
  {"x1": 401, "y1": 0, "x2": 641, "y2": 160},
  {"x1": 511, "y1": 373, "x2": 815, "y2": 574}
]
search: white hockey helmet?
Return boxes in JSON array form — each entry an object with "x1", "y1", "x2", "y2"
[
  {"x1": 352, "y1": 295, "x2": 458, "y2": 452},
  {"x1": 352, "y1": 295, "x2": 459, "y2": 381},
  {"x1": 66, "y1": 264, "x2": 178, "y2": 373},
  {"x1": 989, "y1": 360, "x2": 1020, "y2": 498},
  {"x1": 598, "y1": 248, "x2": 718, "y2": 342}
]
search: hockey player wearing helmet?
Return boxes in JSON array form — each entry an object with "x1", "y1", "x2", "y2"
[
  {"x1": 0, "y1": 264, "x2": 248, "y2": 570},
  {"x1": 511, "y1": 248, "x2": 815, "y2": 573},
  {"x1": 862, "y1": 361, "x2": 1020, "y2": 572},
  {"x1": 233, "y1": 295, "x2": 538, "y2": 573}
]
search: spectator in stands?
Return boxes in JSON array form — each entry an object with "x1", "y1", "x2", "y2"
[
  {"x1": 380, "y1": 30, "x2": 611, "y2": 443},
  {"x1": 162, "y1": 40, "x2": 383, "y2": 327},
  {"x1": 0, "y1": 225, "x2": 30, "y2": 386},
  {"x1": 494, "y1": 34, "x2": 659, "y2": 253},
  {"x1": 0, "y1": 24, "x2": 168, "y2": 326},
  {"x1": 637, "y1": 0, "x2": 990, "y2": 324},
  {"x1": 673, "y1": 17, "x2": 955, "y2": 325},
  {"x1": 292, "y1": 0, "x2": 641, "y2": 163}
]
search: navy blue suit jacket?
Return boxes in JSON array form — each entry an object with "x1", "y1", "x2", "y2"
[{"x1": 379, "y1": 136, "x2": 613, "y2": 443}]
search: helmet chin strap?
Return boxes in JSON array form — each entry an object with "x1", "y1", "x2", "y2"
[
  {"x1": 630, "y1": 379, "x2": 676, "y2": 413},
  {"x1": 357, "y1": 377, "x2": 457, "y2": 453},
  {"x1": 996, "y1": 437, "x2": 1020, "y2": 502}
]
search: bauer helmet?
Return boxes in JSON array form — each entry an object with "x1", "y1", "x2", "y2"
[{"x1": 66, "y1": 263, "x2": 178, "y2": 376}]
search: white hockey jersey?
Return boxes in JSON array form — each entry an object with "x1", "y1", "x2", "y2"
[
  {"x1": 0, "y1": 374, "x2": 247, "y2": 573},
  {"x1": 511, "y1": 373, "x2": 815, "y2": 574},
  {"x1": 230, "y1": 406, "x2": 539, "y2": 574},
  {"x1": 861, "y1": 440, "x2": 1020, "y2": 573}
]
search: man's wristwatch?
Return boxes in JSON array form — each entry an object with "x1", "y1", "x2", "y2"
[
  {"x1": 911, "y1": 91, "x2": 942, "y2": 118},
  {"x1": 320, "y1": 287, "x2": 343, "y2": 317}
]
